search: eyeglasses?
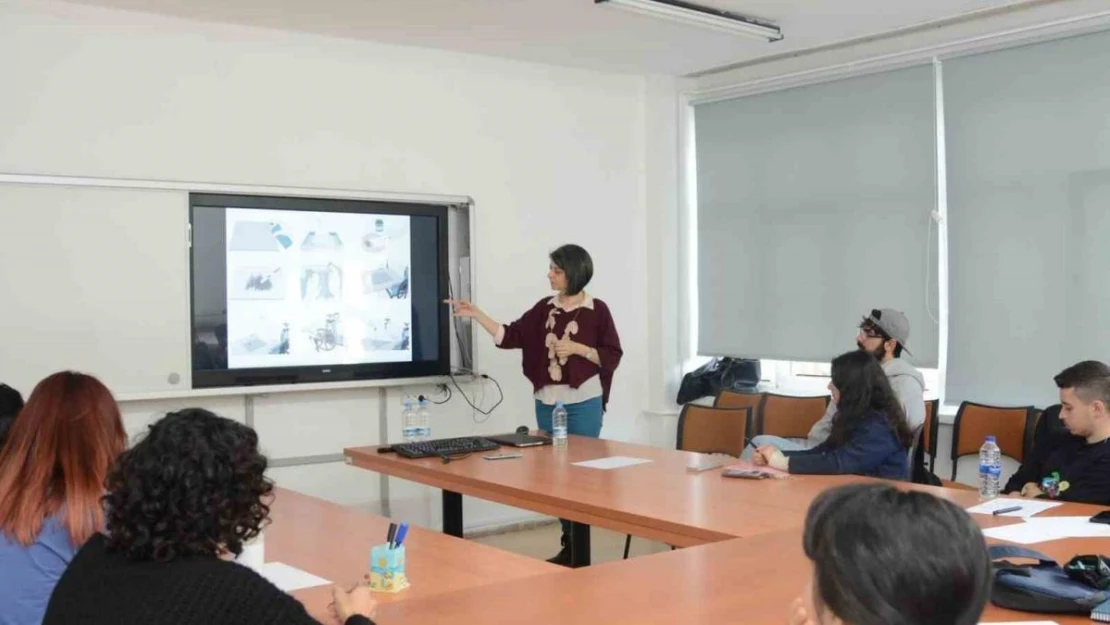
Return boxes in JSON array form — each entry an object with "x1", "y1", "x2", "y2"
[
  {"x1": 859, "y1": 326, "x2": 884, "y2": 339},
  {"x1": 858, "y1": 321, "x2": 891, "y2": 341}
]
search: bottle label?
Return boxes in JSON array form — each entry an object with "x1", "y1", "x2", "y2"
[
  {"x1": 979, "y1": 464, "x2": 1001, "y2": 477},
  {"x1": 553, "y1": 426, "x2": 568, "y2": 438}
]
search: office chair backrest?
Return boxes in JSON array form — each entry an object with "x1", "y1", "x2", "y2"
[
  {"x1": 757, "y1": 393, "x2": 828, "y2": 439},
  {"x1": 950, "y1": 401, "x2": 1036, "y2": 481},
  {"x1": 676, "y1": 405, "x2": 752, "y2": 457},
  {"x1": 714, "y1": 390, "x2": 762, "y2": 412}
]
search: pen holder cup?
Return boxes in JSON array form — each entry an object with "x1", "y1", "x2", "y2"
[{"x1": 368, "y1": 544, "x2": 409, "y2": 593}]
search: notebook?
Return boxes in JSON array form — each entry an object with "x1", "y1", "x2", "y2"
[
  {"x1": 1092, "y1": 597, "x2": 1110, "y2": 622},
  {"x1": 722, "y1": 460, "x2": 789, "y2": 480}
]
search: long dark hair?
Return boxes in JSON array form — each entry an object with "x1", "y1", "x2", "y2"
[
  {"x1": 804, "y1": 484, "x2": 990, "y2": 625},
  {"x1": 828, "y1": 350, "x2": 913, "y2": 448}
]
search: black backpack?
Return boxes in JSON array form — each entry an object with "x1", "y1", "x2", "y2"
[
  {"x1": 675, "y1": 357, "x2": 760, "y2": 405},
  {"x1": 991, "y1": 545, "x2": 1109, "y2": 614}
]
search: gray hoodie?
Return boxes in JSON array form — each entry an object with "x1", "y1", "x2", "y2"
[{"x1": 806, "y1": 357, "x2": 926, "y2": 446}]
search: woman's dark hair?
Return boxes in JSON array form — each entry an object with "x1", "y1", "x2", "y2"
[
  {"x1": 0, "y1": 383, "x2": 24, "y2": 449},
  {"x1": 550, "y1": 244, "x2": 594, "y2": 296},
  {"x1": 103, "y1": 408, "x2": 273, "y2": 562},
  {"x1": 804, "y1": 483, "x2": 991, "y2": 625},
  {"x1": 828, "y1": 350, "x2": 913, "y2": 448}
]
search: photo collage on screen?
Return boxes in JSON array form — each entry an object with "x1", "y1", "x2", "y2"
[{"x1": 225, "y1": 208, "x2": 413, "y2": 369}]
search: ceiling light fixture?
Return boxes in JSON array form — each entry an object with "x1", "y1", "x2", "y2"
[{"x1": 596, "y1": 0, "x2": 782, "y2": 42}]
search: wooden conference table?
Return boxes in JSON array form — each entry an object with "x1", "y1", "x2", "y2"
[
  {"x1": 345, "y1": 436, "x2": 826, "y2": 565},
  {"x1": 266, "y1": 488, "x2": 558, "y2": 621},
  {"x1": 370, "y1": 527, "x2": 1100, "y2": 625},
  {"x1": 344, "y1": 436, "x2": 1110, "y2": 625}
]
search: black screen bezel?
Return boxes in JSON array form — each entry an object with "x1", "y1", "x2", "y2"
[{"x1": 188, "y1": 192, "x2": 450, "y2": 389}]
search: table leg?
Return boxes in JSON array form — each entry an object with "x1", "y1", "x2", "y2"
[
  {"x1": 443, "y1": 490, "x2": 463, "y2": 538},
  {"x1": 569, "y1": 521, "x2": 591, "y2": 567}
]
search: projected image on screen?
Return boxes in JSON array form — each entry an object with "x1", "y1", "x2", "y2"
[
  {"x1": 189, "y1": 192, "x2": 447, "y2": 389},
  {"x1": 225, "y1": 208, "x2": 413, "y2": 370}
]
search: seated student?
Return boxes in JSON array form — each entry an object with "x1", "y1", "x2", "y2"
[
  {"x1": 0, "y1": 382, "x2": 24, "y2": 449},
  {"x1": 1003, "y1": 403, "x2": 1069, "y2": 495},
  {"x1": 747, "y1": 308, "x2": 925, "y2": 456},
  {"x1": 0, "y1": 372, "x2": 126, "y2": 625},
  {"x1": 753, "y1": 350, "x2": 912, "y2": 480},
  {"x1": 44, "y1": 408, "x2": 376, "y2": 625},
  {"x1": 1004, "y1": 360, "x2": 1110, "y2": 505},
  {"x1": 790, "y1": 483, "x2": 990, "y2": 625}
]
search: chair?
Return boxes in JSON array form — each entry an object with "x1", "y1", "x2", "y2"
[
  {"x1": 755, "y1": 393, "x2": 829, "y2": 439},
  {"x1": 1026, "y1": 408, "x2": 1044, "y2": 462},
  {"x1": 714, "y1": 389, "x2": 763, "y2": 414},
  {"x1": 949, "y1": 401, "x2": 1037, "y2": 482},
  {"x1": 623, "y1": 405, "x2": 753, "y2": 559},
  {"x1": 923, "y1": 399, "x2": 939, "y2": 471},
  {"x1": 906, "y1": 424, "x2": 925, "y2": 483},
  {"x1": 674, "y1": 405, "x2": 753, "y2": 457}
]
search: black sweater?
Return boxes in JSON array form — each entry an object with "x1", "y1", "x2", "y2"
[
  {"x1": 1004, "y1": 405, "x2": 1071, "y2": 494},
  {"x1": 1004, "y1": 424, "x2": 1110, "y2": 506},
  {"x1": 43, "y1": 534, "x2": 375, "y2": 625}
]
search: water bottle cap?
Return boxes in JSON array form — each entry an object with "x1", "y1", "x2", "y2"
[
  {"x1": 555, "y1": 402, "x2": 565, "y2": 408},
  {"x1": 985, "y1": 435, "x2": 996, "y2": 443}
]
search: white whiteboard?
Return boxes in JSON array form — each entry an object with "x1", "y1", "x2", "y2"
[
  {"x1": 0, "y1": 183, "x2": 191, "y2": 395},
  {"x1": 0, "y1": 178, "x2": 474, "y2": 399}
]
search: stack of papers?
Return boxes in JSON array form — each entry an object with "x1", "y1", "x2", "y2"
[
  {"x1": 686, "y1": 453, "x2": 735, "y2": 473},
  {"x1": 982, "y1": 516, "x2": 1110, "y2": 545},
  {"x1": 723, "y1": 460, "x2": 789, "y2": 479},
  {"x1": 258, "y1": 562, "x2": 331, "y2": 592},
  {"x1": 572, "y1": 456, "x2": 653, "y2": 470},
  {"x1": 966, "y1": 498, "x2": 1063, "y2": 518}
]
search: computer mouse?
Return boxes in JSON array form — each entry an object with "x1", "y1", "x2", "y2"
[{"x1": 515, "y1": 425, "x2": 529, "y2": 434}]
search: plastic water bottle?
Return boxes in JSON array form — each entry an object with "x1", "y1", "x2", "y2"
[
  {"x1": 401, "y1": 397, "x2": 418, "y2": 443},
  {"x1": 416, "y1": 397, "x2": 431, "y2": 442},
  {"x1": 552, "y1": 402, "x2": 568, "y2": 449},
  {"x1": 979, "y1": 435, "x2": 1002, "y2": 500}
]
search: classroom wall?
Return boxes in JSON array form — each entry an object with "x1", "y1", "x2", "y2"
[{"x1": 0, "y1": 0, "x2": 657, "y2": 531}]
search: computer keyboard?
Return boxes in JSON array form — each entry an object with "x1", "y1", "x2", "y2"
[{"x1": 392, "y1": 436, "x2": 500, "y2": 459}]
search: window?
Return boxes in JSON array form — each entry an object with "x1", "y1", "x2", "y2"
[{"x1": 692, "y1": 64, "x2": 939, "y2": 368}]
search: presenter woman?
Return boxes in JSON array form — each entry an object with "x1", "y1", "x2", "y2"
[{"x1": 446, "y1": 244, "x2": 622, "y2": 566}]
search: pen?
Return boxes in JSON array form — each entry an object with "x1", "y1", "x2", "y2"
[
  {"x1": 386, "y1": 522, "x2": 398, "y2": 548},
  {"x1": 395, "y1": 523, "x2": 409, "y2": 548},
  {"x1": 992, "y1": 506, "x2": 1022, "y2": 515}
]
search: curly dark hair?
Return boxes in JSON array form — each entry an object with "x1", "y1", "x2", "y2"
[{"x1": 103, "y1": 408, "x2": 273, "y2": 562}]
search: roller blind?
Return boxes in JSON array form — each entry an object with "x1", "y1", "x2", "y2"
[
  {"x1": 694, "y1": 65, "x2": 939, "y2": 367},
  {"x1": 944, "y1": 28, "x2": 1110, "y2": 406}
]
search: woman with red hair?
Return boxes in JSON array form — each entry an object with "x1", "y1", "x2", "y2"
[{"x1": 0, "y1": 371, "x2": 126, "y2": 625}]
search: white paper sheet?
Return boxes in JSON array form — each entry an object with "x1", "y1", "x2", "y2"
[
  {"x1": 978, "y1": 621, "x2": 1059, "y2": 624},
  {"x1": 982, "y1": 521, "x2": 1074, "y2": 545},
  {"x1": 1023, "y1": 516, "x2": 1110, "y2": 538},
  {"x1": 966, "y1": 498, "x2": 1063, "y2": 518},
  {"x1": 573, "y1": 456, "x2": 653, "y2": 470},
  {"x1": 983, "y1": 516, "x2": 1110, "y2": 544},
  {"x1": 259, "y1": 561, "x2": 332, "y2": 592}
]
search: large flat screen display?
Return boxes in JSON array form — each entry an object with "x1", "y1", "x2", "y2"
[{"x1": 189, "y1": 193, "x2": 449, "y2": 388}]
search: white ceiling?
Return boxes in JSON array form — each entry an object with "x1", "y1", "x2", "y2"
[{"x1": 65, "y1": 0, "x2": 1042, "y2": 75}]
